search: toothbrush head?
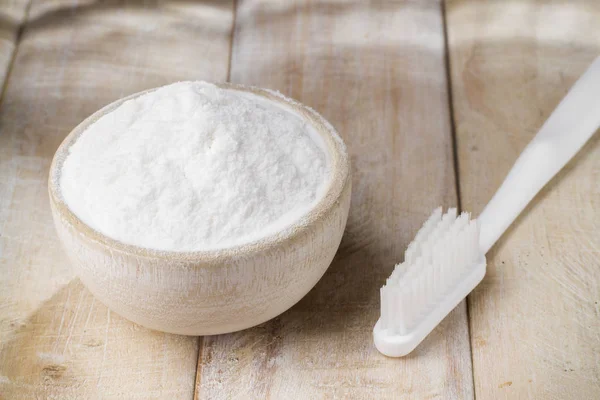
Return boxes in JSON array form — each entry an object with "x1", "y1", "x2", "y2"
[{"x1": 373, "y1": 207, "x2": 486, "y2": 357}]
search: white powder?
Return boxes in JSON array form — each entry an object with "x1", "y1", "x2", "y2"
[{"x1": 60, "y1": 82, "x2": 330, "y2": 251}]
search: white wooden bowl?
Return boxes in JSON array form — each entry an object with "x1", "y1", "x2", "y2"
[{"x1": 48, "y1": 83, "x2": 351, "y2": 335}]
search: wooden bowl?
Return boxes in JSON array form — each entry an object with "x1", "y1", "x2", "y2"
[{"x1": 48, "y1": 83, "x2": 351, "y2": 335}]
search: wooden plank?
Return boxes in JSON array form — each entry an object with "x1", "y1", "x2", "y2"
[
  {"x1": 0, "y1": 1, "x2": 234, "y2": 398},
  {"x1": 446, "y1": 1, "x2": 600, "y2": 398},
  {"x1": 196, "y1": 1, "x2": 474, "y2": 398},
  {"x1": 0, "y1": 1, "x2": 29, "y2": 90}
]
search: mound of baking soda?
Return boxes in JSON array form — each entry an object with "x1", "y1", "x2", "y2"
[{"x1": 60, "y1": 82, "x2": 329, "y2": 251}]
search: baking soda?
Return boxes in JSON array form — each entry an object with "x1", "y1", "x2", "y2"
[{"x1": 60, "y1": 82, "x2": 329, "y2": 251}]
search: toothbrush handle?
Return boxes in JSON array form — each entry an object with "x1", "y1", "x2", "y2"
[{"x1": 478, "y1": 56, "x2": 600, "y2": 254}]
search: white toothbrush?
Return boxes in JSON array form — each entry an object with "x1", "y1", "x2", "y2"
[{"x1": 374, "y1": 56, "x2": 600, "y2": 357}]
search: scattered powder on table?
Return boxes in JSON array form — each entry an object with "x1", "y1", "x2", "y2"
[{"x1": 60, "y1": 82, "x2": 330, "y2": 251}]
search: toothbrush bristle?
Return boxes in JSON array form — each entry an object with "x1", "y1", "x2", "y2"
[{"x1": 380, "y1": 208, "x2": 481, "y2": 335}]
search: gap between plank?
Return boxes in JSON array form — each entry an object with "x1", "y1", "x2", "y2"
[
  {"x1": 441, "y1": 0, "x2": 462, "y2": 214},
  {"x1": 0, "y1": 0, "x2": 33, "y2": 109},
  {"x1": 441, "y1": 1, "x2": 476, "y2": 399},
  {"x1": 193, "y1": 336, "x2": 204, "y2": 400},
  {"x1": 226, "y1": 0, "x2": 238, "y2": 83}
]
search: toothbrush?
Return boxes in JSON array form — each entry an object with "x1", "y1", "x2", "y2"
[{"x1": 374, "y1": 56, "x2": 600, "y2": 357}]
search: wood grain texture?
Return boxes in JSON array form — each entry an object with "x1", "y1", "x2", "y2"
[
  {"x1": 0, "y1": 1, "x2": 234, "y2": 398},
  {"x1": 196, "y1": 1, "x2": 473, "y2": 399},
  {"x1": 0, "y1": 0, "x2": 29, "y2": 90},
  {"x1": 446, "y1": 0, "x2": 600, "y2": 398}
]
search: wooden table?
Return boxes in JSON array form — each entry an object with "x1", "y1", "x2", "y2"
[{"x1": 1, "y1": 1, "x2": 598, "y2": 399}]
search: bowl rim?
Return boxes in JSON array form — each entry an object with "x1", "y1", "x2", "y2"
[{"x1": 48, "y1": 82, "x2": 350, "y2": 262}]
